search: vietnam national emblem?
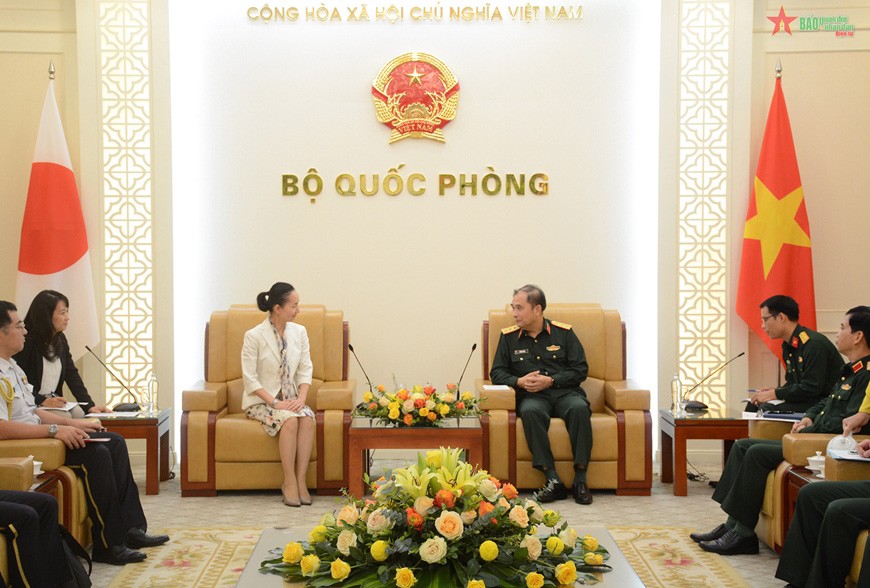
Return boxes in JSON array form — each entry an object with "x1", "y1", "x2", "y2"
[{"x1": 371, "y1": 52, "x2": 460, "y2": 143}]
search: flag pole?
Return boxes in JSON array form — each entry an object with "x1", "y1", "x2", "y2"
[
  {"x1": 49, "y1": 60, "x2": 55, "y2": 80},
  {"x1": 775, "y1": 59, "x2": 782, "y2": 79}
]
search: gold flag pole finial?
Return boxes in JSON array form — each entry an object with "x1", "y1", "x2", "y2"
[
  {"x1": 775, "y1": 59, "x2": 782, "y2": 79},
  {"x1": 49, "y1": 60, "x2": 55, "y2": 80}
]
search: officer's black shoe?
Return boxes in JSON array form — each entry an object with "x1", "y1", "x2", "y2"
[
  {"x1": 698, "y1": 530, "x2": 759, "y2": 555},
  {"x1": 126, "y1": 527, "x2": 170, "y2": 548},
  {"x1": 92, "y1": 544, "x2": 147, "y2": 565},
  {"x1": 689, "y1": 523, "x2": 728, "y2": 543},
  {"x1": 535, "y1": 482, "x2": 568, "y2": 503},
  {"x1": 572, "y1": 481, "x2": 593, "y2": 505}
]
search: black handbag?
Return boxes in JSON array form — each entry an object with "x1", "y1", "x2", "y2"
[{"x1": 58, "y1": 525, "x2": 92, "y2": 588}]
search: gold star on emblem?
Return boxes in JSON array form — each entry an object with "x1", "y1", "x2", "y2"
[
  {"x1": 743, "y1": 177, "x2": 811, "y2": 278},
  {"x1": 406, "y1": 66, "x2": 424, "y2": 85}
]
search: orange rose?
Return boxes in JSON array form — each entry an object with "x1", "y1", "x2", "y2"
[
  {"x1": 414, "y1": 398, "x2": 426, "y2": 408},
  {"x1": 427, "y1": 412, "x2": 437, "y2": 421},
  {"x1": 488, "y1": 476, "x2": 502, "y2": 489},
  {"x1": 397, "y1": 389, "x2": 409, "y2": 400},
  {"x1": 478, "y1": 501, "x2": 494, "y2": 517},
  {"x1": 403, "y1": 414, "x2": 414, "y2": 426},
  {"x1": 425, "y1": 386, "x2": 437, "y2": 395},
  {"x1": 406, "y1": 507, "x2": 424, "y2": 531},
  {"x1": 502, "y1": 483, "x2": 518, "y2": 500},
  {"x1": 377, "y1": 384, "x2": 386, "y2": 392},
  {"x1": 456, "y1": 401, "x2": 465, "y2": 410},
  {"x1": 368, "y1": 402, "x2": 377, "y2": 410},
  {"x1": 434, "y1": 489, "x2": 455, "y2": 509}
]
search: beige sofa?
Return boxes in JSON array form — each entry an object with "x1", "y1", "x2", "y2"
[
  {"x1": 181, "y1": 305, "x2": 355, "y2": 496},
  {"x1": 475, "y1": 303, "x2": 652, "y2": 495}
]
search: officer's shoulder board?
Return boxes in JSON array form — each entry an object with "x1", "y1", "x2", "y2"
[
  {"x1": 550, "y1": 320, "x2": 572, "y2": 330},
  {"x1": 501, "y1": 325, "x2": 520, "y2": 335},
  {"x1": 799, "y1": 331, "x2": 810, "y2": 344}
]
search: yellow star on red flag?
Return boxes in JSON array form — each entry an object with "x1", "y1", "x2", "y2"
[
  {"x1": 768, "y1": 5, "x2": 798, "y2": 36},
  {"x1": 743, "y1": 178, "x2": 811, "y2": 278}
]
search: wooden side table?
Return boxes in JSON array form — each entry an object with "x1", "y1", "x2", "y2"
[
  {"x1": 783, "y1": 466, "x2": 824, "y2": 553},
  {"x1": 100, "y1": 408, "x2": 171, "y2": 495},
  {"x1": 659, "y1": 408, "x2": 749, "y2": 496}
]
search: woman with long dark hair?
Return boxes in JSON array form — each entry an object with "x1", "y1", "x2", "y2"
[
  {"x1": 241, "y1": 282, "x2": 315, "y2": 506},
  {"x1": 14, "y1": 290, "x2": 111, "y2": 416}
]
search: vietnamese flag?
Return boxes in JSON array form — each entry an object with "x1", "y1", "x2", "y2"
[
  {"x1": 15, "y1": 79, "x2": 99, "y2": 360},
  {"x1": 736, "y1": 74, "x2": 815, "y2": 359}
]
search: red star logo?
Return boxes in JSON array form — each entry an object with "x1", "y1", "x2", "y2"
[{"x1": 768, "y1": 5, "x2": 797, "y2": 36}]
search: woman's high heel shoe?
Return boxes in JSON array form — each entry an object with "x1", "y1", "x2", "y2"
[
  {"x1": 283, "y1": 497, "x2": 301, "y2": 507},
  {"x1": 300, "y1": 495, "x2": 312, "y2": 506}
]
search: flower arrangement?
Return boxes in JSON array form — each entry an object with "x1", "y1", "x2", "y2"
[
  {"x1": 260, "y1": 447, "x2": 611, "y2": 587},
  {"x1": 352, "y1": 384, "x2": 482, "y2": 427}
]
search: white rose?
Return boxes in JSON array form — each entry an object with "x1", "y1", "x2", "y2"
[
  {"x1": 418, "y1": 537, "x2": 448, "y2": 564},
  {"x1": 439, "y1": 393, "x2": 456, "y2": 403},
  {"x1": 320, "y1": 512, "x2": 336, "y2": 527},
  {"x1": 378, "y1": 396, "x2": 391, "y2": 407},
  {"x1": 525, "y1": 499, "x2": 544, "y2": 523},
  {"x1": 402, "y1": 399, "x2": 416, "y2": 413},
  {"x1": 366, "y1": 508, "x2": 395, "y2": 535},
  {"x1": 508, "y1": 505, "x2": 530, "y2": 528},
  {"x1": 498, "y1": 497, "x2": 510, "y2": 510},
  {"x1": 425, "y1": 400, "x2": 436, "y2": 410},
  {"x1": 414, "y1": 496, "x2": 435, "y2": 514},
  {"x1": 411, "y1": 392, "x2": 425, "y2": 401},
  {"x1": 558, "y1": 527, "x2": 578, "y2": 548},
  {"x1": 336, "y1": 530, "x2": 358, "y2": 555},
  {"x1": 478, "y1": 479, "x2": 499, "y2": 502},
  {"x1": 460, "y1": 510, "x2": 477, "y2": 525},
  {"x1": 337, "y1": 504, "x2": 359, "y2": 526},
  {"x1": 434, "y1": 510, "x2": 464, "y2": 541},
  {"x1": 520, "y1": 535, "x2": 542, "y2": 561}
]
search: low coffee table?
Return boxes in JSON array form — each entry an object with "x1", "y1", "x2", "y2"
[
  {"x1": 659, "y1": 408, "x2": 748, "y2": 496},
  {"x1": 347, "y1": 418, "x2": 487, "y2": 498},
  {"x1": 237, "y1": 526, "x2": 644, "y2": 587}
]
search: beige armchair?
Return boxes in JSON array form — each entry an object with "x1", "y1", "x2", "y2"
[
  {"x1": 756, "y1": 433, "x2": 869, "y2": 554},
  {"x1": 181, "y1": 304, "x2": 356, "y2": 496},
  {"x1": 0, "y1": 443, "x2": 91, "y2": 547},
  {"x1": 476, "y1": 303, "x2": 652, "y2": 495}
]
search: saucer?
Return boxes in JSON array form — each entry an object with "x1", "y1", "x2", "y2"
[{"x1": 33, "y1": 469, "x2": 43, "y2": 476}]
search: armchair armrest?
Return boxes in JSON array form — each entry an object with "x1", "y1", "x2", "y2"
[
  {"x1": 0, "y1": 457, "x2": 34, "y2": 491},
  {"x1": 782, "y1": 434, "x2": 870, "y2": 465},
  {"x1": 825, "y1": 454, "x2": 870, "y2": 481},
  {"x1": 0, "y1": 440, "x2": 66, "y2": 471},
  {"x1": 749, "y1": 420, "x2": 793, "y2": 440},
  {"x1": 182, "y1": 381, "x2": 228, "y2": 412},
  {"x1": 604, "y1": 380, "x2": 649, "y2": 411},
  {"x1": 475, "y1": 379, "x2": 515, "y2": 411},
  {"x1": 316, "y1": 380, "x2": 356, "y2": 410}
]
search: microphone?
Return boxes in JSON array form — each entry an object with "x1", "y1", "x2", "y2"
[
  {"x1": 347, "y1": 344, "x2": 374, "y2": 394},
  {"x1": 682, "y1": 352, "x2": 746, "y2": 411},
  {"x1": 85, "y1": 345, "x2": 140, "y2": 412},
  {"x1": 456, "y1": 343, "x2": 477, "y2": 391}
]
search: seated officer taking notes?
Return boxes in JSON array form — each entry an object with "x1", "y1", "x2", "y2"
[
  {"x1": 489, "y1": 284, "x2": 593, "y2": 505},
  {"x1": 748, "y1": 295, "x2": 843, "y2": 412},
  {"x1": 0, "y1": 301, "x2": 169, "y2": 566},
  {"x1": 691, "y1": 305, "x2": 870, "y2": 556}
]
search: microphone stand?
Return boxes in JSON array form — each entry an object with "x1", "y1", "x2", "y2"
[
  {"x1": 347, "y1": 344, "x2": 374, "y2": 394},
  {"x1": 682, "y1": 352, "x2": 746, "y2": 410},
  {"x1": 85, "y1": 345, "x2": 140, "y2": 409},
  {"x1": 456, "y1": 343, "x2": 477, "y2": 391}
]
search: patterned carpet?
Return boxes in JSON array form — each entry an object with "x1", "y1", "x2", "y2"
[{"x1": 107, "y1": 525, "x2": 747, "y2": 587}]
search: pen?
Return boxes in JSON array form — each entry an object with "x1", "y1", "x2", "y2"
[
  {"x1": 76, "y1": 402, "x2": 89, "y2": 405},
  {"x1": 747, "y1": 389, "x2": 760, "y2": 392}
]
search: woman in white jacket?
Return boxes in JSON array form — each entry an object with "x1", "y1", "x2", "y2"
[{"x1": 241, "y1": 282, "x2": 315, "y2": 506}]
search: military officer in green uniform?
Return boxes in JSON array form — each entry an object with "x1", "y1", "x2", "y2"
[
  {"x1": 489, "y1": 285, "x2": 593, "y2": 505},
  {"x1": 749, "y1": 294, "x2": 843, "y2": 413},
  {"x1": 691, "y1": 306, "x2": 870, "y2": 556}
]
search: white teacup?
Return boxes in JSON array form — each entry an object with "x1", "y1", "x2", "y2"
[
  {"x1": 817, "y1": 464, "x2": 826, "y2": 479},
  {"x1": 807, "y1": 451, "x2": 825, "y2": 471},
  {"x1": 32, "y1": 460, "x2": 43, "y2": 475}
]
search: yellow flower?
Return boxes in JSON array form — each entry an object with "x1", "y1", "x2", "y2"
[
  {"x1": 546, "y1": 535, "x2": 565, "y2": 556},
  {"x1": 439, "y1": 404, "x2": 451, "y2": 416},
  {"x1": 308, "y1": 525, "x2": 327, "y2": 544},
  {"x1": 583, "y1": 552, "x2": 604, "y2": 565},
  {"x1": 395, "y1": 567, "x2": 417, "y2": 588},
  {"x1": 426, "y1": 450, "x2": 442, "y2": 469},
  {"x1": 370, "y1": 540, "x2": 389, "y2": 562},
  {"x1": 330, "y1": 558, "x2": 351, "y2": 581},
  {"x1": 419, "y1": 407, "x2": 430, "y2": 417},
  {"x1": 363, "y1": 391, "x2": 373, "y2": 402},
  {"x1": 389, "y1": 408, "x2": 400, "y2": 420},
  {"x1": 525, "y1": 572, "x2": 545, "y2": 588},
  {"x1": 581, "y1": 534, "x2": 599, "y2": 551},
  {"x1": 555, "y1": 561, "x2": 577, "y2": 585},
  {"x1": 388, "y1": 402, "x2": 400, "y2": 411},
  {"x1": 542, "y1": 509, "x2": 560, "y2": 527},
  {"x1": 299, "y1": 554, "x2": 320, "y2": 576},
  {"x1": 479, "y1": 540, "x2": 499, "y2": 561},
  {"x1": 462, "y1": 391, "x2": 473, "y2": 401},
  {"x1": 282, "y1": 541, "x2": 304, "y2": 564},
  {"x1": 467, "y1": 581, "x2": 486, "y2": 588}
]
